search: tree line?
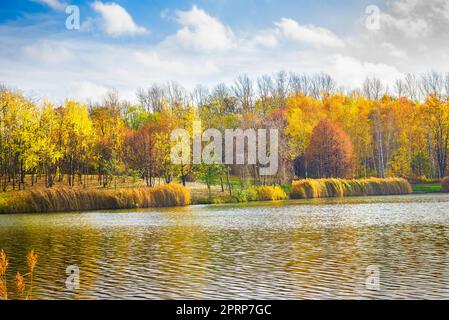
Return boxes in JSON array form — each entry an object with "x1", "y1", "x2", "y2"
[{"x1": 1, "y1": 70, "x2": 449, "y2": 192}]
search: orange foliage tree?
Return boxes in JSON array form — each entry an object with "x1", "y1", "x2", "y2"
[{"x1": 304, "y1": 120, "x2": 355, "y2": 178}]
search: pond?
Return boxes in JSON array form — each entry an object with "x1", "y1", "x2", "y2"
[{"x1": 1, "y1": 194, "x2": 449, "y2": 299}]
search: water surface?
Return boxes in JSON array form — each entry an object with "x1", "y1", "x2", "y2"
[{"x1": 1, "y1": 194, "x2": 449, "y2": 299}]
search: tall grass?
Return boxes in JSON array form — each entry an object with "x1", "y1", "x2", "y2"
[
  {"x1": 0, "y1": 184, "x2": 190, "y2": 214},
  {"x1": 442, "y1": 177, "x2": 449, "y2": 193},
  {"x1": 0, "y1": 249, "x2": 37, "y2": 300},
  {"x1": 290, "y1": 178, "x2": 412, "y2": 199}
]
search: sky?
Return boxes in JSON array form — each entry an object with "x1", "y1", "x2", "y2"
[{"x1": 1, "y1": 0, "x2": 449, "y2": 103}]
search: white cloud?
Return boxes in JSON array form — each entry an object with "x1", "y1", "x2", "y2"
[
  {"x1": 5, "y1": 3, "x2": 449, "y2": 103},
  {"x1": 92, "y1": 1, "x2": 147, "y2": 37},
  {"x1": 374, "y1": 0, "x2": 449, "y2": 39},
  {"x1": 22, "y1": 40, "x2": 74, "y2": 64},
  {"x1": 390, "y1": 0, "x2": 419, "y2": 15},
  {"x1": 252, "y1": 33, "x2": 278, "y2": 47},
  {"x1": 166, "y1": 5, "x2": 234, "y2": 51},
  {"x1": 275, "y1": 18, "x2": 345, "y2": 48},
  {"x1": 380, "y1": 42, "x2": 407, "y2": 59},
  {"x1": 354, "y1": 0, "x2": 449, "y2": 74},
  {"x1": 70, "y1": 81, "x2": 109, "y2": 102},
  {"x1": 31, "y1": 0, "x2": 66, "y2": 11},
  {"x1": 380, "y1": 12, "x2": 430, "y2": 38},
  {"x1": 333, "y1": 55, "x2": 403, "y2": 89}
]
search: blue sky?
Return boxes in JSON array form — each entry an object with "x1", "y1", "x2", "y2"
[
  {"x1": 0, "y1": 0, "x2": 378, "y2": 41},
  {"x1": 1, "y1": 1, "x2": 375, "y2": 28},
  {"x1": 0, "y1": 0, "x2": 447, "y2": 102}
]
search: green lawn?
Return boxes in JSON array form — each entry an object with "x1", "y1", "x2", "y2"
[{"x1": 412, "y1": 183, "x2": 442, "y2": 193}]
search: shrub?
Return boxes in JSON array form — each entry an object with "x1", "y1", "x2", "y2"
[
  {"x1": 442, "y1": 177, "x2": 449, "y2": 193},
  {"x1": 0, "y1": 184, "x2": 190, "y2": 214},
  {"x1": 227, "y1": 186, "x2": 288, "y2": 203},
  {"x1": 291, "y1": 178, "x2": 412, "y2": 199},
  {"x1": 230, "y1": 189, "x2": 250, "y2": 203},
  {"x1": 242, "y1": 186, "x2": 287, "y2": 201}
]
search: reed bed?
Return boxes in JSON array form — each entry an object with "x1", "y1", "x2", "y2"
[
  {"x1": 290, "y1": 178, "x2": 412, "y2": 199},
  {"x1": 0, "y1": 184, "x2": 190, "y2": 214},
  {"x1": 442, "y1": 177, "x2": 449, "y2": 193}
]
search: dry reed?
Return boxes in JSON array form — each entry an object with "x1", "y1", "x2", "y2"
[
  {"x1": 0, "y1": 249, "x2": 8, "y2": 300},
  {"x1": 290, "y1": 178, "x2": 412, "y2": 199},
  {"x1": 0, "y1": 184, "x2": 190, "y2": 214},
  {"x1": 0, "y1": 249, "x2": 37, "y2": 300}
]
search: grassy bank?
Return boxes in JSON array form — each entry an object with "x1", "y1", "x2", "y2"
[
  {"x1": 412, "y1": 183, "x2": 442, "y2": 193},
  {"x1": 0, "y1": 184, "x2": 190, "y2": 214},
  {"x1": 192, "y1": 185, "x2": 288, "y2": 204},
  {"x1": 290, "y1": 178, "x2": 412, "y2": 199},
  {"x1": 1, "y1": 176, "x2": 440, "y2": 213}
]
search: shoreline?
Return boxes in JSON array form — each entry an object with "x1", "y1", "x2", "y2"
[
  {"x1": 0, "y1": 178, "x2": 443, "y2": 214},
  {"x1": 1, "y1": 188, "x2": 445, "y2": 215},
  {"x1": 1, "y1": 192, "x2": 446, "y2": 215}
]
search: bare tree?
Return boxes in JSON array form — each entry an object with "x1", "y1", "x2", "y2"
[
  {"x1": 257, "y1": 74, "x2": 274, "y2": 102},
  {"x1": 190, "y1": 84, "x2": 210, "y2": 108},
  {"x1": 394, "y1": 79, "x2": 405, "y2": 98},
  {"x1": 166, "y1": 81, "x2": 187, "y2": 112},
  {"x1": 257, "y1": 74, "x2": 274, "y2": 113},
  {"x1": 137, "y1": 84, "x2": 166, "y2": 113},
  {"x1": 420, "y1": 71, "x2": 444, "y2": 98},
  {"x1": 212, "y1": 83, "x2": 230, "y2": 105},
  {"x1": 136, "y1": 88, "x2": 150, "y2": 112},
  {"x1": 444, "y1": 73, "x2": 449, "y2": 100},
  {"x1": 403, "y1": 73, "x2": 419, "y2": 101},
  {"x1": 211, "y1": 83, "x2": 238, "y2": 114},
  {"x1": 311, "y1": 73, "x2": 336, "y2": 99},
  {"x1": 103, "y1": 89, "x2": 120, "y2": 110},
  {"x1": 363, "y1": 77, "x2": 385, "y2": 100},
  {"x1": 232, "y1": 74, "x2": 254, "y2": 112},
  {"x1": 289, "y1": 73, "x2": 311, "y2": 96},
  {"x1": 273, "y1": 71, "x2": 289, "y2": 101}
]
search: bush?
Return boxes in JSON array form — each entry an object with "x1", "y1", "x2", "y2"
[
  {"x1": 227, "y1": 186, "x2": 288, "y2": 203},
  {"x1": 291, "y1": 178, "x2": 412, "y2": 199},
  {"x1": 0, "y1": 184, "x2": 190, "y2": 214},
  {"x1": 249, "y1": 186, "x2": 288, "y2": 201},
  {"x1": 442, "y1": 177, "x2": 449, "y2": 193}
]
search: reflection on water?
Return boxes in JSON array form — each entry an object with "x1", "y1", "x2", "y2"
[{"x1": 1, "y1": 194, "x2": 449, "y2": 299}]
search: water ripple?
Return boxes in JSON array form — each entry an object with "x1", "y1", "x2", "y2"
[{"x1": 1, "y1": 194, "x2": 449, "y2": 299}]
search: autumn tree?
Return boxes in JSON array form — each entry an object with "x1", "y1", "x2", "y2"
[
  {"x1": 0, "y1": 89, "x2": 38, "y2": 190},
  {"x1": 195, "y1": 163, "x2": 227, "y2": 202},
  {"x1": 304, "y1": 120, "x2": 355, "y2": 178},
  {"x1": 58, "y1": 101, "x2": 95, "y2": 187},
  {"x1": 90, "y1": 105, "x2": 126, "y2": 187},
  {"x1": 422, "y1": 95, "x2": 449, "y2": 177},
  {"x1": 123, "y1": 114, "x2": 160, "y2": 187},
  {"x1": 36, "y1": 103, "x2": 62, "y2": 187}
]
